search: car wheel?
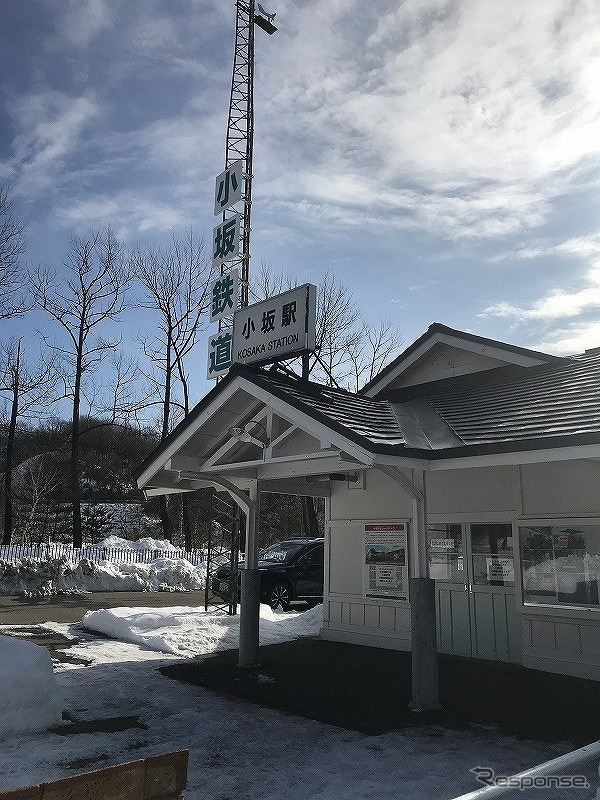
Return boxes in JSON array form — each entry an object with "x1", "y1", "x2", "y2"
[{"x1": 268, "y1": 582, "x2": 291, "y2": 611}]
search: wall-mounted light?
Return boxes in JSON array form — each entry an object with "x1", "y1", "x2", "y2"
[{"x1": 228, "y1": 420, "x2": 270, "y2": 451}]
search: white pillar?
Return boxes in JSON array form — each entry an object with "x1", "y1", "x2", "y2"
[
  {"x1": 408, "y1": 469, "x2": 440, "y2": 711},
  {"x1": 238, "y1": 481, "x2": 260, "y2": 667}
]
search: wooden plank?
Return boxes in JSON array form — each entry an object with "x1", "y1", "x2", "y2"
[{"x1": 0, "y1": 752, "x2": 188, "y2": 800}]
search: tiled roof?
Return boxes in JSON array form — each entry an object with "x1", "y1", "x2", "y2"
[
  {"x1": 134, "y1": 350, "x2": 600, "y2": 484},
  {"x1": 246, "y1": 351, "x2": 600, "y2": 457},
  {"x1": 248, "y1": 369, "x2": 405, "y2": 448},
  {"x1": 382, "y1": 352, "x2": 600, "y2": 446}
]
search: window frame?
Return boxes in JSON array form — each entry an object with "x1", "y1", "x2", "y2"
[{"x1": 518, "y1": 517, "x2": 600, "y2": 617}]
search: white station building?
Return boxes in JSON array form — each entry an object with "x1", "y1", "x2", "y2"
[{"x1": 136, "y1": 323, "x2": 600, "y2": 685}]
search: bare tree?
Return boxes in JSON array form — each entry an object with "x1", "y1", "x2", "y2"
[
  {"x1": 133, "y1": 230, "x2": 213, "y2": 541},
  {"x1": 29, "y1": 229, "x2": 132, "y2": 548},
  {"x1": 0, "y1": 339, "x2": 56, "y2": 544},
  {"x1": 251, "y1": 266, "x2": 402, "y2": 537},
  {"x1": 0, "y1": 184, "x2": 28, "y2": 319},
  {"x1": 347, "y1": 320, "x2": 404, "y2": 393}
]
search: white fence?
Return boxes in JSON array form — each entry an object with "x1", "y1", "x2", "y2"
[{"x1": 0, "y1": 543, "x2": 205, "y2": 567}]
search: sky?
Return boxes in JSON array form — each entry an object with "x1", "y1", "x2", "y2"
[
  {"x1": 1, "y1": 0, "x2": 600, "y2": 407},
  {"x1": 2, "y1": 608, "x2": 595, "y2": 799}
]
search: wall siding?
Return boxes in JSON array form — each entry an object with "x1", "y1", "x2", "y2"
[{"x1": 324, "y1": 460, "x2": 600, "y2": 680}]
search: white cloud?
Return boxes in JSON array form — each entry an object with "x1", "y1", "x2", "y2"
[
  {"x1": 480, "y1": 263, "x2": 600, "y2": 321},
  {"x1": 6, "y1": 91, "x2": 99, "y2": 195},
  {"x1": 258, "y1": 0, "x2": 600, "y2": 239},
  {"x1": 534, "y1": 321, "x2": 600, "y2": 355},
  {"x1": 50, "y1": 0, "x2": 113, "y2": 47}
]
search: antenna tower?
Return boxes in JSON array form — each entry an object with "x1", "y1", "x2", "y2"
[{"x1": 221, "y1": 0, "x2": 276, "y2": 312}]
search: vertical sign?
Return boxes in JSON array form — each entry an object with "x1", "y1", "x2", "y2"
[
  {"x1": 364, "y1": 523, "x2": 409, "y2": 601},
  {"x1": 214, "y1": 160, "x2": 244, "y2": 215},
  {"x1": 212, "y1": 214, "x2": 241, "y2": 270},
  {"x1": 207, "y1": 326, "x2": 234, "y2": 380},
  {"x1": 209, "y1": 268, "x2": 239, "y2": 323}
]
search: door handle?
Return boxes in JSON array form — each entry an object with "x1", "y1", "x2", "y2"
[{"x1": 464, "y1": 583, "x2": 468, "y2": 593}]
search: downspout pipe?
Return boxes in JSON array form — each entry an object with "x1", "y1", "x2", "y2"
[{"x1": 375, "y1": 465, "x2": 440, "y2": 711}]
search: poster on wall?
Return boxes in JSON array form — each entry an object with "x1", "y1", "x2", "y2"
[{"x1": 364, "y1": 523, "x2": 409, "y2": 601}]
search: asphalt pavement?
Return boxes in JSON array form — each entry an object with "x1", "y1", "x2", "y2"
[{"x1": 0, "y1": 590, "x2": 208, "y2": 625}]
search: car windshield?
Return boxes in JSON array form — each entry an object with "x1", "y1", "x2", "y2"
[{"x1": 259, "y1": 542, "x2": 305, "y2": 563}]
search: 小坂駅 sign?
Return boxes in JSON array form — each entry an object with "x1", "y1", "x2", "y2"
[{"x1": 232, "y1": 284, "x2": 316, "y2": 367}]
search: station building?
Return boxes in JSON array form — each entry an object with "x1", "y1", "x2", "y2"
[{"x1": 136, "y1": 323, "x2": 600, "y2": 682}]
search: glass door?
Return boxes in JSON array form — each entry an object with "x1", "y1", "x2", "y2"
[
  {"x1": 428, "y1": 523, "x2": 471, "y2": 657},
  {"x1": 429, "y1": 522, "x2": 522, "y2": 663},
  {"x1": 467, "y1": 523, "x2": 521, "y2": 663}
]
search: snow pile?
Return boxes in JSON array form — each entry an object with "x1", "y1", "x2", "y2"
[
  {"x1": 0, "y1": 555, "x2": 204, "y2": 597},
  {"x1": 0, "y1": 635, "x2": 63, "y2": 734},
  {"x1": 92, "y1": 536, "x2": 178, "y2": 552},
  {"x1": 82, "y1": 603, "x2": 323, "y2": 657}
]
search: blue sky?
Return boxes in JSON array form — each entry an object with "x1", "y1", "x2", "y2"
[{"x1": 1, "y1": 0, "x2": 600, "y2": 406}]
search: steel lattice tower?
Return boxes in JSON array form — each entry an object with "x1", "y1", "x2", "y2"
[{"x1": 220, "y1": 1, "x2": 276, "y2": 310}]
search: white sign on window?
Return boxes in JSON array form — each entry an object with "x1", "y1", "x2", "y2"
[
  {"x1": 212, "y1": 215, "x2": 241, "y2": 269},
  {"x1": 207, "y1": 326, "x2": 233, "y2": 380},
  {"x1": 486, "y1": 556, "x2": 514, "y2": 583},
  {"x1": 209, "y1": 269, "x2": 239, "y2": 323},
  {"x1": 232, "y1": 284, "x2": 316, "y2": 367},
  {"x1": 364, "y1": 523, "x2": 409, "y2": 602},
  {"x1": 214, "y1": 160, "x2": 244, "y2": 215}
]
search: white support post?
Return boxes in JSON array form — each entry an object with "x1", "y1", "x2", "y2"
[
  {"x1": 238, "y1": 480, "x2": 260, "y2": 667},
  {"x1": 171, "y1": 470, "x2": 262, "y2": 668},
  {"x1": 375, "y1": 466, "x2": 440, "y2": 711}
]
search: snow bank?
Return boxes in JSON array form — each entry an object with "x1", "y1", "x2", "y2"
[
  {"x1": 81, "y1": 604, "x2": 323, "y2": 657},
  {"x1": 0, "y1": 555, "x2": 204, "y2": 597},
  {"x1": 0, "y1": 635, "x2": 63, "y2": 734},
  {"x1": 93, "y1": 536, "x2": 178, "y2": 552}
]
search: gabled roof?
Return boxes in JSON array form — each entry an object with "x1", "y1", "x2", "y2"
[
  {"x1": 135, "y1": 340, "x2": 600, "y2": 489},
  {"x1": 361, "y1": 322, "x2": 568, "y2": 397}
]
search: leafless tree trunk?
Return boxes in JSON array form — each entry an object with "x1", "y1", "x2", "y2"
[
  {"x1": 29, "y1": 229, "x2": 131, "y2": 548},
  {"x1": 0, "y1": 340, "x2": 56, "y2": 544},
  {"x1": 133, "y1": 230, "x2": 213, "y2": 541},
  {"x1": 0, "y1": 185, "x2": 28, "y2": 319}
]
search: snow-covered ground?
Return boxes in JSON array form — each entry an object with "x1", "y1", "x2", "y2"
[
  {"x1": 1, "y1": 604, "x2": 598, "y2": 799},
  {"x1": 1, "y1": 539, "x2": 598, "y2": 798}
]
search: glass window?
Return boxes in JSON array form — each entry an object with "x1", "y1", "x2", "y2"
[
  {"x1": 259, "y1": 542, "x2": 305, "y2": 563},
  {"x1": 520, "y1": 524, "x2": 600, "y2": 608},
  {"x1": 470, "y1": 523, "x2": 514, "y2": 587},
  {"x1": 299, "y1": 545, "x2": 324, "y2": 566},
  {"x1": 428, "y1": 524, "x2": 464, "y2": 582}
]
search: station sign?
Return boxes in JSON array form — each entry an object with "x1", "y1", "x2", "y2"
[
  {"x1": 209, "y1": 268, "x2": 239, "y2": 323},
  {"x1": 212, "y1": 214, "x2": 241, "y2": 269},
  {"x1": 232, "y1": 284, "x2": 316, "y2": 367},
  {"x1": 214, "y1": 160, "x2": 244, "y2": 215},
  {"x1": 207, "y1": 326, "x2": 233, "y2": 380}
]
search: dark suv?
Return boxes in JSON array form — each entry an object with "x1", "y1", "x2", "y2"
[{"x1": 212, "y1": 538, "x2": 324, "y2": 610}]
